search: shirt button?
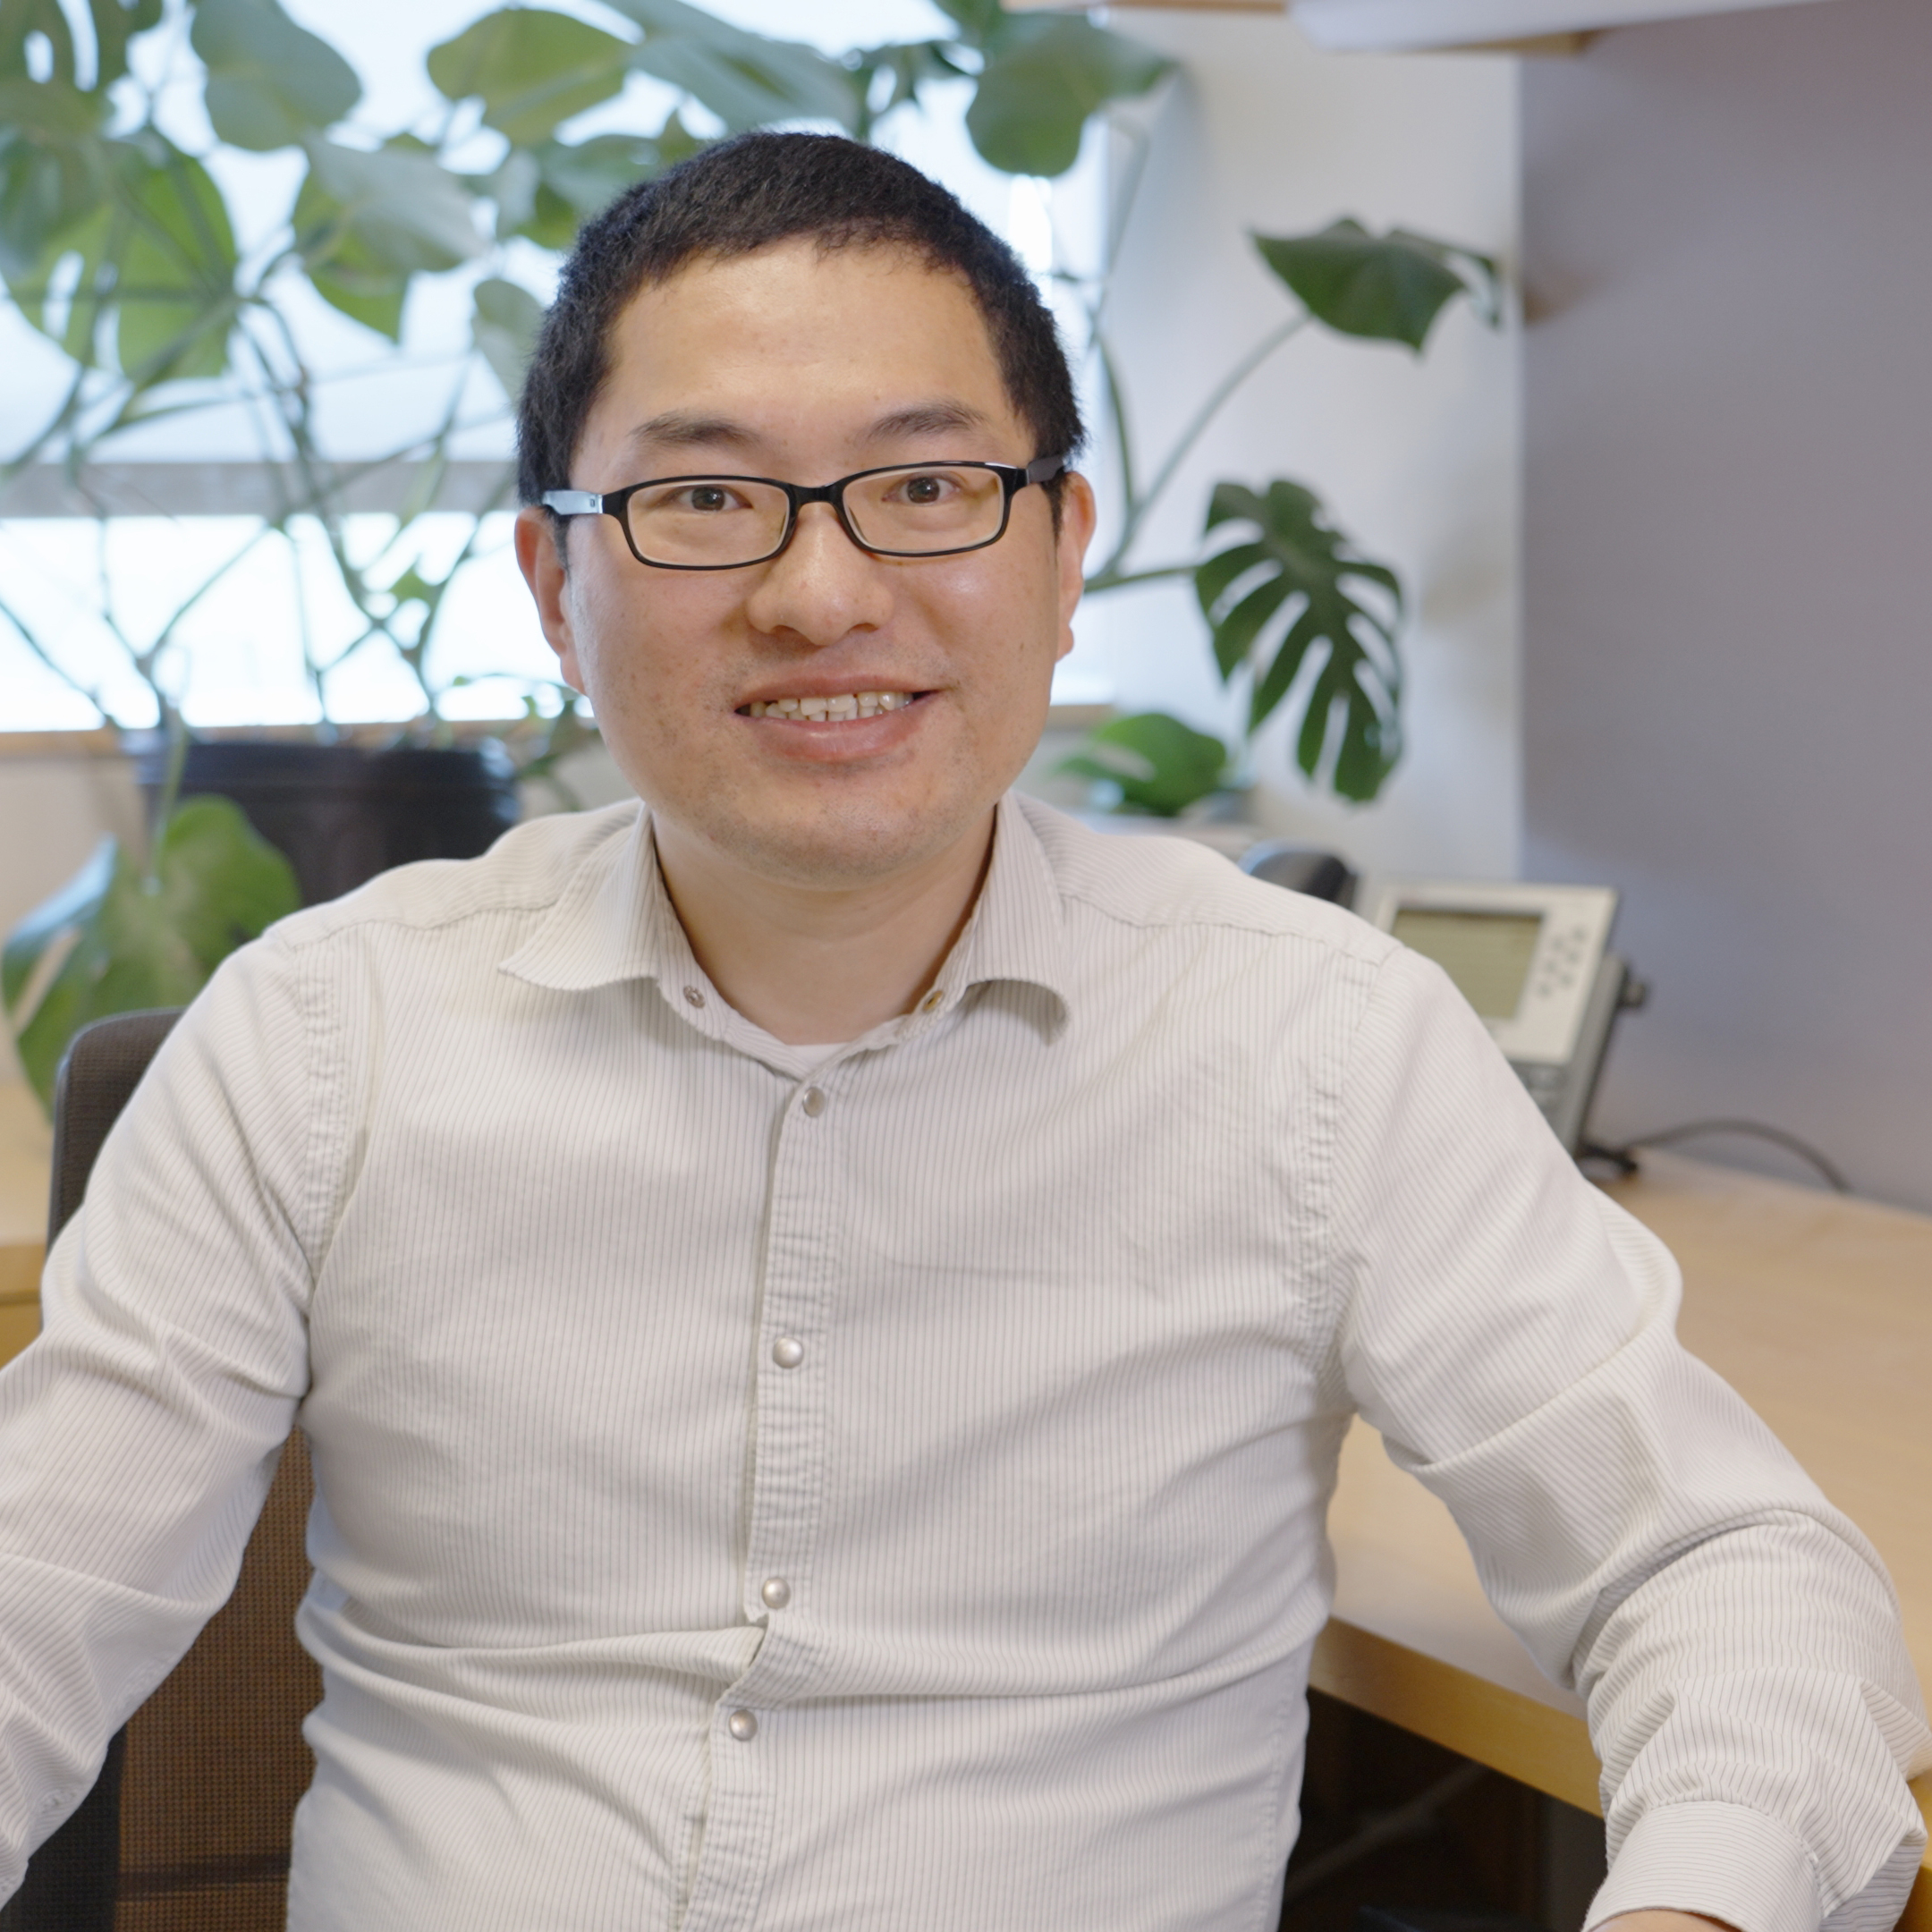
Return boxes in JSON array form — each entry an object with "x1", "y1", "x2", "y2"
[
  {"x1": 801, "y1": 1087, "x2": 826, "y2": 1117},
  {"x1": 727, "y1": 1708, "x2": 758, "y2": 1741},
  {"x1": 772, "y1": 1336, "x2": 805, "y2": 1368},
  {"x1": 682, "y1": 985, "x2": 705, "y2": 1008},
  {"x1": 759, "y1": 1577, "x2": 792, "y2": 1610},
  {"x1": 919, "y1": 987, "x2": 945, "y2": 1013}
]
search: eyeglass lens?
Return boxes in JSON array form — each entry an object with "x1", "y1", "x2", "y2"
[{"x1": 623, "y1": 464, "x2": 1009, "y2": 567}]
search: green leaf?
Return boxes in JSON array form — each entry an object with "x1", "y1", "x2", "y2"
[
  {"x1": 846, "y1": 39, "x2": 964, "y2": 140},
  {"x1": 1055, "y1": 711, "x2": 1230, "y2": 818},
  {"x1": 606, "y1": 0, "x2": 860, "y2": 133},
  {"x1": 924, "y1": 0, "x2": 1004, "y2": 49},
  {"x1": 489, "y1": 118, "x2": 704, "y2": 248},
  {"x1": 1251, "y1": 218, "x2": 1502, "y2": 352},
  {"x1": 292, "y1": 167, "x2": 402, "y2": 335},
  {"x1": 13, "y1": 135, "x2": 242, "y2": 377},
  {"x1": 472, "y1": 275, "x2": 543, "y2": 402},
  {"x1": 4, "y1": 0, "x2": 166, "y2": 92},
  {"x1": 965, "y1": 14, "x2": 1169, "y2": 178},
  {"x1": 191, "y1": 0, "x2": 360, "y2": 151},
  {"x1": 1196, "y1": 479, "x2": 1404, "y2": 803},
  {"x1": 301, "y1": 140, "x2": 484, "y2": 271},
  {"x1": 0, "y1": 79, "x2": 110, "y2": 279},
  {"x1": 295, "y1": 138, "x2": 483, "y2": 336},
  {"x1": 114, "y1": 140, "x2": 240, "y2": 382},
  {"x1": 0, "y1": 0, "x2": 79, "y2": 84},
  {"x1": 3, "y1": 796, "x2": 298, "y2": 1113},
  {"x1": 84, "y1": 0, "x2": 165, "y2": 92},
  {"x1": 428, "y1": 8, "x2": 631, "y2": 147},
  {"x1": 13, "y1": 196, "x2": 109, "y2": 360}
]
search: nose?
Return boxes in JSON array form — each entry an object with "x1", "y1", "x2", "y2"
[{"x1": 741, "y1": 501, "x2": 893, "y2": 648}]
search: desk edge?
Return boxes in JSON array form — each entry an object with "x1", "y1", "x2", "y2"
[{"x1": 1311, "y1": 1620, "x2": 1932, "y2": 1932}]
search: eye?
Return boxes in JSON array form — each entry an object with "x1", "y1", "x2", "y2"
[
  {"x1": 895, "y1": 471, "x2": 958, "y2": 506},
  {"x1": 685, "y1": 485, "x2": 733, "y2": 513}
]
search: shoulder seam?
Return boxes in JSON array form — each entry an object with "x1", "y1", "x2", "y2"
[{"x1": 1049, "y1": 870, "x2": 1393, "y2": 968}]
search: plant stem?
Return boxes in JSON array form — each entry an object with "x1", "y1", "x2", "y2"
[
  {"x1": 1083, "y1": 560, "x2": 1195, "y2": 596},
  {"x1": 1091, "y1": 309, "x2": 1310, "y2": 583},
  {"x1": 1094, "y1": 334, "x2": 1138, "y2": 522},
  {"x1": 144, "y1": 702, "x2": 191, "y2": 889},
  {"x1": 0, "y1": 586, "x2": 109, "y2": 715}
]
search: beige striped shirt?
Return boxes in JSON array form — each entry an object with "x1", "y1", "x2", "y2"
[{"x1": 3, "y1": 793, "x2": 1925, "y2": 1932}]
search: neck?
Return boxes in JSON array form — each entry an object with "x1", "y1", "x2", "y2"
[{"x1": 651, "y1": 809, "x2": 997, "y2": 1045}]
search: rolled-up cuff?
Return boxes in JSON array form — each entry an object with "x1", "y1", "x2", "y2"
[{"x1": 1586, "y1": 1801, "x2": 1821, "y2": 1932}]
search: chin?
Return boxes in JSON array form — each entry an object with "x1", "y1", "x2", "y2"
[{"x1": 701, "y1": 789, "x2": 988, "y2": 887}]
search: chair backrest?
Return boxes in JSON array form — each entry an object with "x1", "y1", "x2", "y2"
[{"x1": 2, "y1": 1011, "x2": 319, "y2": 1932}]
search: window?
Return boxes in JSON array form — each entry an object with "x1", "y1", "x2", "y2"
[{"x1": 0, "y1": 0, "x2": 1114, "y2": 732}]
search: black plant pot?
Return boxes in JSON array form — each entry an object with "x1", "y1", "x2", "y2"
[{"x1": 135, "y1": 739, "x2": 522, "y2": 908}]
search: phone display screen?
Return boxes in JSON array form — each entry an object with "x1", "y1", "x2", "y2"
[{"x1": 1391, "y1": 908, "x2": 1544, "y2": 1021}]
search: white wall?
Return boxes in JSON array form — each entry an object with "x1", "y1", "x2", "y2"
[
  {"x1": 1073, "y1": 11, "x2": 1521, "y2": 880},
  {"x1": 1521, "y1": 0, "x2": 1932, "y2": 1210}
]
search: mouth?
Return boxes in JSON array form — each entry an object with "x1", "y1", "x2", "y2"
[{"x1": 738, "y1": 690, "x2": 924, "y2": 722}]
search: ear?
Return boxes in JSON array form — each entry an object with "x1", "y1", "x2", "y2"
[
  {"x1": 1052, "y1": 471, "x2": 1098, "y2": 663},
  {"x1": 514, "y1": 505, "x2": 586, "y2": 694}
]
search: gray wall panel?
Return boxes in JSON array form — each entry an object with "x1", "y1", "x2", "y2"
[{"x1": 1521, "y1": 0, "x2": 1932, "y2": 1208}]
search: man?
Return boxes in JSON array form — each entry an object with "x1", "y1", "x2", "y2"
[{"x1": 1, "y1": 134, "x2": 1925, "y2": 1932}]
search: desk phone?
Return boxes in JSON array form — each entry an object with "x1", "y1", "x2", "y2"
[{"x1": 1356, "y1": 878, "x2": 1640, "y2": 1155}]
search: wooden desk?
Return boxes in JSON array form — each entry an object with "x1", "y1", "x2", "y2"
[
  {"x1": 2, "y1": 1086, "x2": 1927, "y2": 1919},
  {"x1": 1316, "y1": 1149, "x2": 1932, "y2": 1930},
  {"x1": 0, "y1": 1081, "x2": 49, "y2": 1368}
]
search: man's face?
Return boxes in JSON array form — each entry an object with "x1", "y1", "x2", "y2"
[{"x1": 515, "y1": 240, "x2": 1096, "y2": 889}]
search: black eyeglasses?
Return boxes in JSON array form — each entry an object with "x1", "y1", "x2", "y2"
[{"x1": 541, "y1": 454, "x2": 1067, "y2": 572}]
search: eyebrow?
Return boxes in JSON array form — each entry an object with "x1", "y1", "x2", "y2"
[
  {"x1": 864, "y1": 401, "x2": 996, "y2": 443},
  {"x1": 623, "y1": 399, "x2": 999, "y2": 462}
]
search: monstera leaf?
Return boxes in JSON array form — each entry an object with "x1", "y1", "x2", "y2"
[
  {"x1": 428, "y1": 10, "x2": 631, "y2": 148},
  {"x1": 0, "y1": 0, "x2": 162, "y2": 93},
  {"x1": 1252, "y1": 219, "x2": 1501, "y2": 352},
  {"x1": 1055, "y1": 711, "x2": 1232, "y2": 818},
  {"x1": 191, "y1": 0, "x2": 360, "y2": 152},
  {"x1": 1195, "y1": 480, "x2": 1404, "y2": 803},
  {"x1": 0, "y1": 79, "x2": 110, "y2": 283},
  {"x1": 2, "y1": 795, "x2": 299, "y2": 1114}
]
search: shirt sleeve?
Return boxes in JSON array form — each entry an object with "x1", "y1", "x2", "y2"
[
  {"x1": 0, "y1": 933, "x2": 321, "y2": 1896},
  {"x1": 1328, "y1": 945, "x2": 1931, "y2": 1932}
]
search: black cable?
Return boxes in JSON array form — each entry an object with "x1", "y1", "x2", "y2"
[{"x1": 1587, "y1": 1118, "x2": 1851, "y2": 1194}]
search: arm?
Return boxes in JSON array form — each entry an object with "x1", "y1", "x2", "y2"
[
  {"x1": 1329, "y1": 948, "x2": 1930, "y2": 1932},
  {"x1": 0, "y1": 936, "x2": 320, "y2": 1894}
]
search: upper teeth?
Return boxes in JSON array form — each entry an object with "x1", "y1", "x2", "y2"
[{"x1": 745, "y1": 691, "x2": 912, "y2": 720}]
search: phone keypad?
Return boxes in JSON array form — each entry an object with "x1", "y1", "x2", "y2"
[{"x1": 1531, "y1": 924, "x2": 1593, "y2": 1002}]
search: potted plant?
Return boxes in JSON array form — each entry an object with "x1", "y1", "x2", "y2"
[{"x1": 1, "y1": 0, "x2": 1495, "y2": 1106}]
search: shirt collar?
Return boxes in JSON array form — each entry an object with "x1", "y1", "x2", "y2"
[{"x1": 498, "y1": 793, "x2": 1072, "y2": 1042}]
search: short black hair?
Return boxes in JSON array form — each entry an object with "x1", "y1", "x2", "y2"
[{"x1": 516, "y1": 131, "x2": 1084, "y2": 524}]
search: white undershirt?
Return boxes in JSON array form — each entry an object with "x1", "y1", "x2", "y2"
[{"x1": 790, "y1": 1044, "x2": 850, "y2": 1071}]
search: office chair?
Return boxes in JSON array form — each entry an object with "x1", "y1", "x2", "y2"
[{"x1": 1, "y1": 1009, "x2": 319, "y2": 1932}]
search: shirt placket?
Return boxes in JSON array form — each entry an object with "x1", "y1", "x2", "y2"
[{"x1": 676, "y1": 1063, "x2": 847, "y2": 1932}]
